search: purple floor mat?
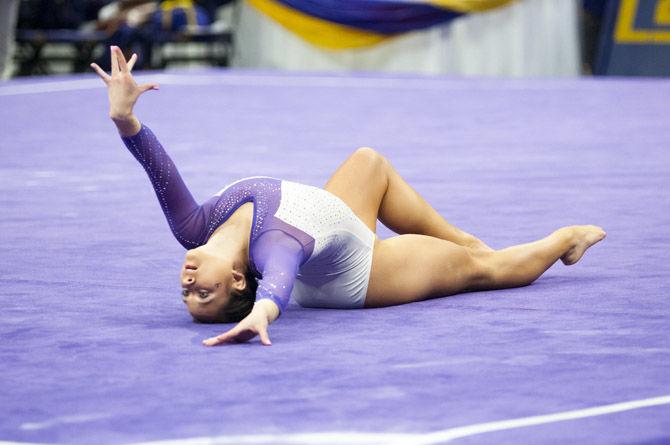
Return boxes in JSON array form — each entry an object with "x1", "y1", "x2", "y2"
[{"x1": 1, "y1": 70, "x2": 669, "y2": 444}]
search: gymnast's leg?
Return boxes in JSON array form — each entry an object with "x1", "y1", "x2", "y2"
[
  {"x1": 324, "y1": 147, "x2": 492, "y2": 251},
  {"x1": 364, "y1": 225, "x2": 606, "y2": 307}
]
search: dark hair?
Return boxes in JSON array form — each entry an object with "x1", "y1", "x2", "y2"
[{"x1": 220, "y1": 267, "x2": 259, "y2": 322}]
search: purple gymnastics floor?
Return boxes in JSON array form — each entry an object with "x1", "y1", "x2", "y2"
[{"x1": 1, "y1": 70, "x2": 669, "y2": 445}]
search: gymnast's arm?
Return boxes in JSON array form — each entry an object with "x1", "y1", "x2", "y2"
[
  {"x1": 203, "y1": 233, "x2": 303, "y2": 346},
  {"x1": 91, "y1": 46, "x2": 207, "y2": 248}
]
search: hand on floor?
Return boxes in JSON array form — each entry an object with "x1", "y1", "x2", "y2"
[{"x1": 202, "y1": 301, "x2": 276, "y2": 346}]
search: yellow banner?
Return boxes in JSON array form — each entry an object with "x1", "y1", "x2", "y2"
[
  {"x1": 247, "y1": 0, "x2": 516, "y2": 50},
  {"x1": 428, "y1": 0, "x2": 515, "y2": 13},
  {"x1": 248, "y1": 0, "x2": 390, "y2": 50}
]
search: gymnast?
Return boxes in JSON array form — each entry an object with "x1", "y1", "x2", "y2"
[{"x1": 91, "y1": 46, "x2": 606, "y2": 347}]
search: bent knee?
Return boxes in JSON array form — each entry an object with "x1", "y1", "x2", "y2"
[{"x1": 351, "y1": 146, "x2": 387, "y2": 171}]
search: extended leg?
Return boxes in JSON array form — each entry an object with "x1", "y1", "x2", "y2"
[
  {"x1": 476, "y1": 225, "x2": 606, "y2": 289},
  {"x1": 365, "y1": 225, "x2": 605, "y2": 307},
  {"x1": 325, "y1": 147, "x2": 491, "y2": 250}
]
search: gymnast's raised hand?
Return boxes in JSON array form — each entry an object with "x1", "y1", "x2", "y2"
[{"x1": 90, "y1": 46, "x2": 159, "y2": 136}]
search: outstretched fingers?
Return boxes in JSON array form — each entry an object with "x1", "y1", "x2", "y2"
[
  {"x1": 111, "y1": 46, "x2": 119, "y2": 74},
  {"x1": 89, "y1": 46, "x2": 125, "y2": 83},
  {"x1": 202, "y1": 327, "x2": 270, "y2": 346},
  {"x1": 139, "y1": 82, "x2": 160, "y2": 94},
  {"x1": 124, "y1": 52, "x2": 160, "y2": 94},
  {"x1": 203, "y1": 327, "x2": 240, "y2": 346},
  {"x1": 114, "y1": 46, "x2": 129, "y2": 72},
  {"x1": 90, "y1": 63, "x2": 111, "y2": 84},
  {"x1": 127, "y1": 53, "x2": 138, "y2": 72},
  {"x1": 258, "y1": 328, "x2": 272, "y2": 346}
]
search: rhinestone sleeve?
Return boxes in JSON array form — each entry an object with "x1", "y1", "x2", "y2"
[
  {"x1": 252, "y1": 230, "x2": 303, "y2": 313},
  {"x1": 121, "y1": 125, "x2": 207, "y2": 248}
]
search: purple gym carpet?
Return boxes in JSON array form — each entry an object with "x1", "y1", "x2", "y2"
[{"x1": 1, "y1": 71, "x2": 669, "y2": 444}]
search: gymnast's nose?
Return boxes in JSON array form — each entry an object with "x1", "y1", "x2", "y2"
[{"x1": 182, "y1": 273, "x2": 195, "y2": 286}]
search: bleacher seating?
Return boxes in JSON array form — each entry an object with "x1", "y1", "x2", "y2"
[{"x1": 14, "y1": 22, "x2": 232, "y2": 75}]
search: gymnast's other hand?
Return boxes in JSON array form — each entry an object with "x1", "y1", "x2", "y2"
[
  {"x1": 202, "y1": 299, "x2": 280, "y2": 347},
  {"x1": 90, "y1": 46, "x2": 159, "y2": 135}
]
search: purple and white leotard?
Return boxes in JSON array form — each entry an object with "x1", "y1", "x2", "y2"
[{"x1": 122, "y1": 125, "x2": 376, "y2": 313}]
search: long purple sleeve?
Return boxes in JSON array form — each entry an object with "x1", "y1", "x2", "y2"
[
  {"x1": 252, "y1": 230, "x2": 303, "y2": 313},
  {"x1": 121, "y1": 125, "x2": 210, "y2": 248}
]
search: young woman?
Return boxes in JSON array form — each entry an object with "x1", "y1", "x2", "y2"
[{"x1": 91, "y1": 46, "x2": 606, "y2": 347}]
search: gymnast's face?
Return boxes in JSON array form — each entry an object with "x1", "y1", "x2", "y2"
[{"x1": 180, "y1": 248, "x2": 244, "y2": 321}]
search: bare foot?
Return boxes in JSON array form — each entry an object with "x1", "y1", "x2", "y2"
[{"x1": 560, "y1": 225, "x2": 607, "y2": 265}]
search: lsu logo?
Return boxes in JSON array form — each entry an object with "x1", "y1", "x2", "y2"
[{"x1": 615, "y1": 0, "x2": 670, "y2": 43}]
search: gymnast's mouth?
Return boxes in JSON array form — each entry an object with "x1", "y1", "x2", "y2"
[{"x1": 185, "y1": 264, "x2": 198, "y2": 271}]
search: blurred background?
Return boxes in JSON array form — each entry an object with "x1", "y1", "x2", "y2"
[{"x1": 0, "y1": 0, "x2": 668, "y2": 80}]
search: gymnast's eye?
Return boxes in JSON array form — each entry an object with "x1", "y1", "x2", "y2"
[
  {"x1": 198, "y1": 291, "x2": 209, "y2": 299},
  {"x1": 181, "y1": 289, "x2": 189, "y2": 297}
]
